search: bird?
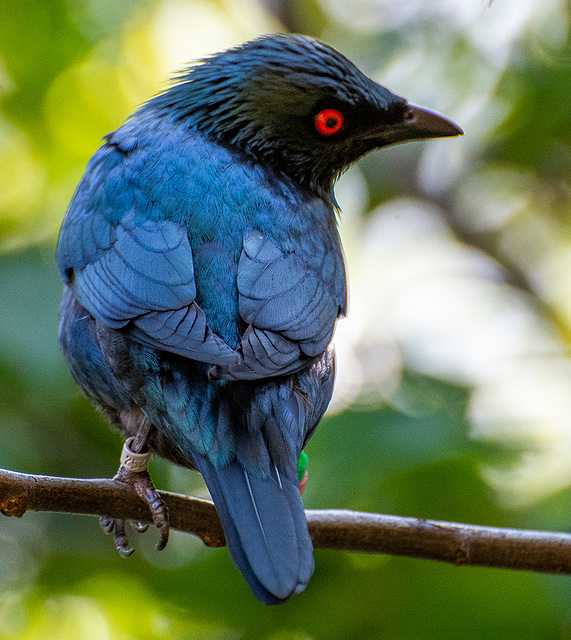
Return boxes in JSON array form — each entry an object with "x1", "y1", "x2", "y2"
[{"x1": 57, "y1": 33, "x2": 462, "y2": 605}]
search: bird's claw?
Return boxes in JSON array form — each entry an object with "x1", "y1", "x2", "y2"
[
  {"x1": 99, "y1": 515, "x2": 115, "y2": 535},
  {"x1": 99, "y1": 515, "x2": 135, "y2": 557},
  {"x1": 127, "y1": 468, "x2": 170, "y2": 551},
  {"x1": 102, "y1": 446, "x2": 170, "y2": 555},
  {"x1": 110, "y1": 466, "x2": 170, "y2": 557},
  {"x1": 132, "y1": 521, "x2": 149, "y2": 533}
]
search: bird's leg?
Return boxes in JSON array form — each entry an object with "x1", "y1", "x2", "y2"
[
  {"x1": 116, "y1": 436, "x2": 170, "y2": 550},
  {"x1": 100, "y1": 424, "x2": 169, "y2": 556}
]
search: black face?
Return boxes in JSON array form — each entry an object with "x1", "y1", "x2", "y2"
[
  {"x1": 243, "y1": 78, "x2": 461, "y2": 194},
  {"x1": 162, "y1": 34, "x2": 462, "y2": 195},
  {"x1": 237, "y1": 71, "x2": 415, "y2": 190}
]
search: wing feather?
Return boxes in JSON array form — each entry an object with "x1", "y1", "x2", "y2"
[
  {"x1": 57, "y1": 143, "x2": 238, "y2": 366},
  {"x1": 213, "y1": 229, "x2": 346, "y2": 380}
]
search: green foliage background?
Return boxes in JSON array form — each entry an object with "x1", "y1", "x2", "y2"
[{"x1": 0, "y1": 0, "x2": 570, "y2": 638}]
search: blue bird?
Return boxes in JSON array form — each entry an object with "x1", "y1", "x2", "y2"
[{"x1": 57, "y1": 33, "x2": 462, "y2": 604}]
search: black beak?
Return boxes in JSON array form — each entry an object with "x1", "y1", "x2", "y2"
[{"x1": 365, "y1": 104, "x2": 463, "y2": 147}]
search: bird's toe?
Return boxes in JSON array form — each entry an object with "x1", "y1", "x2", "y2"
[{"x1": 111, "y1": 466, "x2": 170, "y2": 553}]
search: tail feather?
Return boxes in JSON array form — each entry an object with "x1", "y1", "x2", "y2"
[{"x1": 193, "y1": 453, "x2": 314, "y2": 604}]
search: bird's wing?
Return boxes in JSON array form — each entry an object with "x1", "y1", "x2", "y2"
[
  {"x1": 57, "y1": 143, "x2": 238, "y2": 366},
  {"x1": 211, "y1": 228, "x2": 346, "y2": 380}
]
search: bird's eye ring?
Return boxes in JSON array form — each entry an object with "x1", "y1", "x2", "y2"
[{"x1": 315, "y1": 108, "x2": 344, "y2": 136}]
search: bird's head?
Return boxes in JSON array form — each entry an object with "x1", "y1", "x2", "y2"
[{"x1": 153, "y1": 34, "x2": 462, "y2": 197}]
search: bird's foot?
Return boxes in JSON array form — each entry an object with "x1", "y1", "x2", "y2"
[{"x1": 101, "y1": 438, "x2": 169, "y2": 556}]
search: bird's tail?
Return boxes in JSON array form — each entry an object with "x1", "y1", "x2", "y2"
[
  {"x1": 192, "y1": 452, "x2": 314, "y2": 605},
  {"x1": 157, "y1": 351, "x2": 336, "y2": 604}
]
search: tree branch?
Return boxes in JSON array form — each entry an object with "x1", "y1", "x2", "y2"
[{"x1": 1, "y1": 467, "x2": 569, "y2": 574}]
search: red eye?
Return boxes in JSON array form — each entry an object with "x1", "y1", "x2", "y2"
[{"x1": 315, "y1": 108, "x2": 344, "y2": 136}]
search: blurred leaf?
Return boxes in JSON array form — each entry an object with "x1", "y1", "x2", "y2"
[
  {"x1": 496, "y1": 53, "x2": 571, "y2": 170},
  {"x1": 0, "y1": 0, "x2": 89, "y2": 127}
]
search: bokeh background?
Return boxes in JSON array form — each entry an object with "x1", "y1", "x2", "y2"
[{"x1": 1, "y1": 0, "x2": 570, "y2": 637}]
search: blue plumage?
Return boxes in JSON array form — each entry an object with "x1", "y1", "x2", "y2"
[{"x1": 57, "y1": 33, "x2": 461, "y2": 604}]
